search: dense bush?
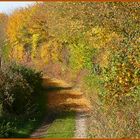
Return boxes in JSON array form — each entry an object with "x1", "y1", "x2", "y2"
[
  {"x1": 0, "y1": 120, "x2": 15, "y2": 138},
  {"x1": 0, "y1": 63, "x2": 45, "y2": 137},
  {"x1": 69, "y1": 39, "x2": 95, "y2": 72},
  {"x1": 101, "y1": 41, "x2": 140, "y2": 105},
  {"x1": 0, "y1": 71, "x2": 32, "y2": 115},
  {"x1": 0, "y1": 63, "x2": 43, "y2": 115},
  {"x1": 88, "y1": 95, "x2": 140, "y2": 138},
  {"x1": 11, "y1": 64, "x2": 43, "y2": 93}
]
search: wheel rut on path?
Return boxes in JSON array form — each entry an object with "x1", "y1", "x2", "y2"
[
  {"x1": 74, "y1": 112, "x2": 90, "y2": 138},
  {"x1": 30, "y1": 115, "x2": 55, "y2": 138}
]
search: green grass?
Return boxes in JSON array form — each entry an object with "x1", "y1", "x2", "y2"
[
  {"x1": 13, "y1": 116, "x2": 43, "y2": 137},
  {"x1": 0, "y1": 90, "x2": 47, "y2": 138},
  {"x1": 0, "y1": 84, "x2": 75, "y2": 138},
  {"x1": 11, "y1": 91, "x2": 47, "y2": 138},
  {"x1": 0, "y1": 112, "x2": 44, "y2": 138},
  {"x1": 43, "y1": 112, "x2": 75, "y2": 138},
  {"x1": 0, "y1": 100, "x2": 75, "y2": 138}
]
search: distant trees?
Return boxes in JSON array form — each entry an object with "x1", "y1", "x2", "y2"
[
  {"x1": 0, "y1": 13, "x2": 8, "y2": 45},
  {"x1": 0, "y1": 13, "x2": 8, "y2": 68}
]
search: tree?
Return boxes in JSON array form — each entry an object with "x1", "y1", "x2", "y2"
[{"x1": 0, "y1": 13, "x2": 8, "y2": 68}]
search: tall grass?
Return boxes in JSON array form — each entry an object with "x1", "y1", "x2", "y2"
[{"x1": 85, "y1": 76, "x2": 140, "y2": 138}]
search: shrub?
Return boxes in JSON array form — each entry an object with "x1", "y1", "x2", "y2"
[
  {"x1": 0, "y1": 120, "x2": 15, "y2": 138},
  {"x1": 0, "y1": 69, "x2": 33, "y2": 115},
  {"x1": 0, "y1": 63, "x2": 43, "y2": 115},
  {"x1": 88, "y1": 96, "x2": 140, "y2": 138},
  {"x1": 11, "y1": 63, "x2": 43, "y2": 93},
  {"x1": 100, "y1": 41, "x2": 140, "y2": 105}
]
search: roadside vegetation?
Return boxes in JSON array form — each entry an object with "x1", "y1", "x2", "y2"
[
  {"x1": 0, "y1": 63, "x2": 46, "y2": 137},
  {"x1": 44, "y1": 112, "x2": 75, "y2": 138},
  {"x1": 0, "y1": 2, "x2": 140, "y2": 138}
]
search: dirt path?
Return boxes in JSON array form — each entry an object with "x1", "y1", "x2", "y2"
[
  {"x1": 30, "y1": 115, "x2": 55, "y2": 138},
  {"x1": 74, "y1": 113, "x2": 88, "y2": 138},
  {"x1": 31, "y1": 77, "x2": 91, "y2": 138},
  {"x1": 30, "y1": 122, "x2": 50, "y2": 138}
]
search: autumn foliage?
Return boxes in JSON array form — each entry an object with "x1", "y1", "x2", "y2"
[{"x1": 1, "y1": 2, "x2": 140, "y2": 138}]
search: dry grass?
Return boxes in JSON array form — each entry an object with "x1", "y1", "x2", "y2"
[
  {"x1": 87, "y1": 93, "x2": 140, "y2": 138},
  {"x1": 48, "y1": 89, "x2": 83, "y2": 96},
  {"x1": 47, "y1": 92, "x2": 91, "y2": 112},
  {"x1": 42, "y1": 77, "x2": 72, "y2": 88},
  {"x1": 44, "y1": 77, "x2": 91, "y2": 113},
  {"x1": 62, "y1": 98, "x2": 91, "y2": 108}
]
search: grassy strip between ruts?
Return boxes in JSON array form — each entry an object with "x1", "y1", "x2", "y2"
[{"x1": 42, "y1": 112, "x2": 75, "y2": 138}]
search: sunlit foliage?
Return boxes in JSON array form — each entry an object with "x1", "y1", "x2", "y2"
[{"x1": 2, "y1": 2, "x2": 139, "y2": 102}]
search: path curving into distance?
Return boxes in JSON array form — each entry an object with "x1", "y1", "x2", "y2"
[{"x1": 31, "y1": 77, "x2": 91, "y2": 138}]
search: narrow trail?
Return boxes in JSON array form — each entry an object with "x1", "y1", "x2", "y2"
[
  {"x1": 30, "y1": 116, "x2": 54, "y2": 138},
  {"x1": 74, "y1": 113, "x2": 87, "y2": 138},
  {"x1": 31, "y1": 77, "x2": 91, "y2": 138}
]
